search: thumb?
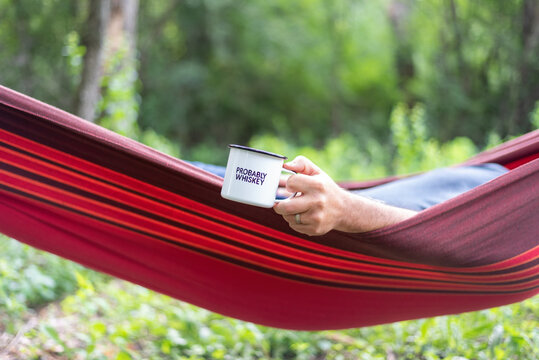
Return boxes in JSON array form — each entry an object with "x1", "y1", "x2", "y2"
[{"x1": 283, "y1": 156, "x2": 322, "y2": 176}]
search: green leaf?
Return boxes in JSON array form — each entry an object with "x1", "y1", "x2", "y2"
[
  {"x1": 116, "y1": 350, "x2": 132, "y2": 360},
  {"x1": 91, "y1": 322, "x2": 107, "y2": 338}
]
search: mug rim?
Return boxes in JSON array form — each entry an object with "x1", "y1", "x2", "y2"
[{"x1": 228, "y1": 144, "x2": 287, "y2": 160}]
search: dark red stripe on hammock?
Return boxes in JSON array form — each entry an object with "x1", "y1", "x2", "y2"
[
  {"x1": 1, "y1": 126, "x2": 537, "y2": 277},
  {"x1": 1, "y1": 183, "x2": 537, "y2": 295},
  {"x1": 2, "y1": 145, "x2": 538, "y2": 286},
  {"x1": 505, "y1": 152, "x2": 539, "y2": 169}
]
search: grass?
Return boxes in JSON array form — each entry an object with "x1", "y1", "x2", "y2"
[{"x1": 0, "y1": 235, "x2": 537, "y2": 360}]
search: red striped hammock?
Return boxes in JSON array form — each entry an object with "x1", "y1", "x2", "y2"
[{"x1": 0, "y1": 85, "x2": 537, "y2": 330}]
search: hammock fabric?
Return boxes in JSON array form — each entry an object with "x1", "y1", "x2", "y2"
[{"x1": 0, "y1": 85, "x2": 537, "y2": 330}]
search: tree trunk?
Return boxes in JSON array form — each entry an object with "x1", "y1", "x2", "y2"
[
  {"x1": 96, "y1": 0, "x2": 139, "y2": 137},
  {"x1": 388, "y1": 0, "x2": 415, "y2": 104},
  {"x1": 75, "y1": 0, "x2": 110, "y2": 122},
  {"x1": 107, "y1": 0, "x2": 139, "y2": 58}
]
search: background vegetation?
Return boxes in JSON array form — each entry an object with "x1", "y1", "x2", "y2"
[
  {"x1": 0, "y1": 0, "x2": 538, "y2": 359},
  {"x1": 1, "y1": 0, "x2": 538, "y2": 166}
]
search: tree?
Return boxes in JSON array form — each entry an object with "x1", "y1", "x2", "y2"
[{"x1": 75, "y1": 0, "x2": 110, "y2": 122}]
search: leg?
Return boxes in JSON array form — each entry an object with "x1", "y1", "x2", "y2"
[{"x1": 354, "y1": 164, "x2": 508, "y2": 211}]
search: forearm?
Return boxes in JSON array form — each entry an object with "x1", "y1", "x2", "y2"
[{"x1": 335, "y1": 189, "x2": 417, "y2": 233}]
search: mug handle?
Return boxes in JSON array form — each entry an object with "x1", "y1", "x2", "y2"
[{"x1": 274, "y1": 168, "x2": 298, "y2": 202}]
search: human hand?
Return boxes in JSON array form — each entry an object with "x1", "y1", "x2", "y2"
[
  {"x1": 273, "y1": 156, "x2": 418, "y2": 235},
  {"x1": 273, "y1": 156, "x2": 349, "y2": 236}
]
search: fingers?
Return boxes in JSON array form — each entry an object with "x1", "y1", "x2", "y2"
[
  {"x1": 276, "y1": 186, "x2": 295, "y2": 199},
  {"x1": 278, "y1": 175, "x2": 288, "y2": 188},
  {"x1": 282, "y1": 210, "x2": 316, "y2": 226},
  {"x1": 282, "y1": 213, "x2": 330, "y2": 236},
  {"x1": 283, "y1": 156, "x2": 322, "y2": 176},
  {"x1": 274, "y1": 195, "x2": 310, "y2": 216},
  {"x1": 285, "y1": 173, "x2": 325, "y2": 194},
  {"x1": 276, "y1": 197, "x2": 332, "y2": 236},
  {"x1": 274, "y1": 155, "x2": 340, "y2": 236}
]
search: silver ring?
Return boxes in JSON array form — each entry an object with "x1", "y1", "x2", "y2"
[{"x1": 295, "y1": 213, "x2": 301, "y2": 225}]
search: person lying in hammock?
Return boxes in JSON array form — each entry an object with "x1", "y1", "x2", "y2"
[
  {"x1": 272, "y1": 156, "x2": 507, "y2": 236},
  {"x1": 191, "y1": 156, "x2": 507, "y2": 236}
]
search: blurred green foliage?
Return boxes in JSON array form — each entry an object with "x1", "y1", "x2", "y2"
[
  {"x1": 0, "y1": 235, "x2": 106, "y2": 334},
  {"x1": 97, "y1": 42, "x2": 181, "y2": 157},
  {"x1": 532, "y1": 101, "x2": 539, "y2": 130},
  {"x1": 136, "y1": 0, "x2": 538, "y2": 161},
  {"x1": 250, "y1": 102, "x2": 480, "y2": 181},
  {"x1": 0, "y1": 1, "x2": 85, "y2": 109},
  {"x1": 0, "y1": 0, "x2": 537, "y2": 165}
]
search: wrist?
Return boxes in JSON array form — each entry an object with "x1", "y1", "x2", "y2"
[
  {"x1": 334, "y1": 189, "x2": 362, "y2": 232},
  {"x1": 334, "y1": 191, "x2": 417, "y2": 233}
]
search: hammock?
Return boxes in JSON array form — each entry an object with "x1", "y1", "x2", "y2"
[{"x1": 0, "y1": 85, "x2": 537, "y2": 330}]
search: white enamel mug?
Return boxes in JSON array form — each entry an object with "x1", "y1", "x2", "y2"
[{"x1": 221, "y1": 145, "x2": 295, "y2": 208}]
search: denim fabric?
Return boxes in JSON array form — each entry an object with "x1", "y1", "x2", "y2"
[
  {"x1": 354, "y1": 163, "x2": 508, "y2": 211},
  {"x1": 188, "y1": 161, "x2": 507, "y2": 211},
  {"x1": 187, "y1": 161, "x2": 227, "y2": 178}
]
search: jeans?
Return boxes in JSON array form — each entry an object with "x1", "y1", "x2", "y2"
[{"x1": 353, "y1": 163, "x2": 507, "y2": 211}]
